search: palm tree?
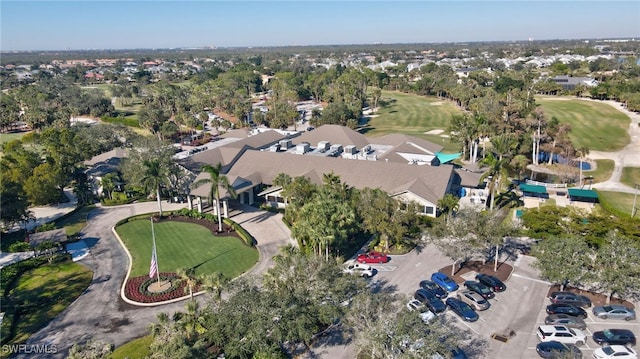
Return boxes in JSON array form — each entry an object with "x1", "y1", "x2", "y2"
[
  {"x1": 176, "y1": 300, "x2": 207, "y2": 341},
  {"x1": 437, "y1": 193, "x2": 460, "y2": 223},
  {"x1": 201, "y1": 272, "x2": 228, "y2": 304},
  {"x1": 176, "y1": 267, "x2": 200, "y2": 301},
  {"x1": 480, "y1": 134, "x2": 516, "y2": 211},
  {"x1": 509, "y1": 154, "x2": 530, "y2": 181},
  {"x1": 141, "y1": 159, "x2": 169, "y2": 217},
  {"x1": 480, "y1": 153, "x2": 509, "y2": 211},
  {"x1": 99, "y1": 172, "x2": 118, "y2": 200},
  {"x1": 191, "y1": 163, "x2": 236, "y2": 232}
]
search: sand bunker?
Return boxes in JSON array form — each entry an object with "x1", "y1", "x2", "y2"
[{"x1": 425, "y1": 129, "x2": 444, "y2": 135}]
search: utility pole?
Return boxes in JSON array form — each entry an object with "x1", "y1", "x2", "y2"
[{"x1": 632, "y1": 184, "x2": 639, "y2": 218}]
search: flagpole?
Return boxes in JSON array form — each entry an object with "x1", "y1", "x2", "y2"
[{"x1": 151, "y1": 217, "x2": 160, "y2": 284}]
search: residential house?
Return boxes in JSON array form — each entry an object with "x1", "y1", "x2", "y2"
[
  {"x1": 551, "y1": 76, "x2": 598, "y2": 91},
  {"x1": 84, "y1": 148, "x2": 129, "y2": 197}
]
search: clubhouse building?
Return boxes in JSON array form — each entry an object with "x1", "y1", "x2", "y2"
[{"x1": 180, "y1": 125, "x2": 482, "y2": 218}]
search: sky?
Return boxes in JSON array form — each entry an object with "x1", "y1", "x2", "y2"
[{"x1": 1, "y1": 1, "x2": 639, "y2": 51}]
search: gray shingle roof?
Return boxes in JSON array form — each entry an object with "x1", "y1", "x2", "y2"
[
  {"x1": 84, "y1": 148, "x2": 128, "y2": 166},
  {"x1": 195, "y1": 151, "x2": 453, "y2": 204},
  {"x1": 293, "y1": 124, "x2": 370, "y2": 149},
  {"x1": 187, "y1": 125, "x2": 455, "y2": 206}
]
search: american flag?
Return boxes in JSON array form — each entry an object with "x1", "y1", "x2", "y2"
[{"x1": 149, "y1": 246, "x2": 158, "y2": 279}]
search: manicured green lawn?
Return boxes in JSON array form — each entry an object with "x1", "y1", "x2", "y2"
[
  {"x1": 621, "y1": 167, "x2": 640, "y2": 189},
  {"x1": 2, "y1": 261, "x2": 93, "y2": 345},
  {"x1": 536, "y1": 97, "x2": 630, "y2": 152},
  {"x1": 116, "y1": 220, "x2": 258, "y2": 278},
  {"x1": 0, "y1": 132, "x2": 28, "y2": 147},
  {"x1": 57, "y1": 205, "x2": 95, "y2": 236},
  {"x1": 597, "y1": 191, "x2": 638, "y2": 218},
  {"x1": 584, "y1": 159, "x2": 615, "y2": 184},
  {"x1": 365, "y1": 90, "x2": 463, "y2": 152},
  {"x1": 110, "y1": 335, "x2": 152, "y2": 359}
]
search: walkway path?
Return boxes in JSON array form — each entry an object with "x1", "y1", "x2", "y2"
[
  {"x1": 18, "y1": 202, "x2": 292, "y2": 359},
  {"x1": 584, "y1": 99, "x2": 640, "y2": 194}
]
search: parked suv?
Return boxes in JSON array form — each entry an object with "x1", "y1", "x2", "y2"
[
  {"x1": 414, "y1": 288, "x2": 447, "y2": 313},
  {"x1": 592, "y1": 329, "x2": 636, "y2": 346},
  {"x1": 549, "y1": 291, "x2": 592, "y2": 308},
  {"x1": 537, "y1": 325, "x2": 587, "y2": 346}
]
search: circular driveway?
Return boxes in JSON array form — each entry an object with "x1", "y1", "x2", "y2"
[{"x1": 20, "y1": 202, "x2": 292, "y2": 358}]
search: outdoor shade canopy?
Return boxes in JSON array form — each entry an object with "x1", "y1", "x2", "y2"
[
  {"x1": 435, "y1": 152, "x2": 461, "y2": 164},
  {"x1": 567, "y1": 188, "x2": 599, "y2": 199},
  {"x1": 519, "y1": 184, "x2": 547, "y2": 194}
]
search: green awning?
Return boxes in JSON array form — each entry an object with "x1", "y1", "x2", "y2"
[
  {"x1": 568, "y1": 188, "x2": 598, "y2": 199},
  {"x1": 519, "y1": 184, "x2": 547, "y2": 194},
  {"x1": 435, "y1": 152, "x2": 461, "y2": 164}
]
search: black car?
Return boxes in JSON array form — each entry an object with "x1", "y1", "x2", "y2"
[
  {"x1": 414, "y1": 288, "x2": 447, "y2": 313},
  {"x1": 446, "y1": 297, "x2": 479, "y2": 322},
  {"x1": 464, "y1": 280, "x2": 495, "y2": 299},
  {"x1": 419, "y1": 280, "x2": 447, "y2": 299},
  {"x1": 549, "y1": 291, "x2": 592, "y2": 308},
  {"x1": 535, "y1": 341, "x2": 582, "y2": 359},
  {"x1": 546, "y1": 303, "x2": 588, "y2": 319},
  {"x1": 475, "y1": 273, "x2": 506, "y2": 292},
  {"x1": 592, "y1": 329, "x2": 636, "y2": 346}
]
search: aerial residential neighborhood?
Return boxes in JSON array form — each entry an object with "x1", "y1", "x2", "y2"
[{"x1": 1, "y1": 1, "x2": 640, "y2": 359}]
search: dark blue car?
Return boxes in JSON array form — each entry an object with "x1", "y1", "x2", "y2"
[
  {"x1": 475, "y1": 273, "x2": 506, "y2": 292},
  {"x1": 464, "y1": 280, "x2": 495, "y2": 299},
  {"x1": 431, "y1": 272, "x2": 459, "y2": 292},
  {"x1": 446, "y1": 297, "x2": 479, "y2": 322},
  {"x1": 419, "y1": 280, "x2": 447, "y2": 298},
  {"x1": 414, "y1": 288, "x2": 447, "y2": 313}
]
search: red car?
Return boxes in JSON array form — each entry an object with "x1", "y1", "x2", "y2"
[{"x1": 356, "y1": 251, "x2": 389, "y2": 264}]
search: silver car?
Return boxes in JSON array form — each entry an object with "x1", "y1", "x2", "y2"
[
  {"x1": 592, "y1": 305, "x2": 636, "y2": 320},
  {"x1": 544, "y1": 314, "x2": 587, "y2": 330},
  {"x1": 457, "y1": 290, "x2": 490, "y2": 311}
]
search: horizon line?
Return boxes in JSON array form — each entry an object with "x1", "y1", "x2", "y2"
[{"x1": 1, "y1": 36, "x2": 638, "y2": 54}]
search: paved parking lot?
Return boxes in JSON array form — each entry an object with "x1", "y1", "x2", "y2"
[{"x1": 368, "y1": 245, "x2": 640, "y2": 359}]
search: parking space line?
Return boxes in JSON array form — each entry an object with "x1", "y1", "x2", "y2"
[
  {"x1": 511, "y1": 273, "x2": 552, "y2": 285},
  {"x1": 590, "y1": 321, "x2": 639, "y2": 326},
  {"x1": 373, "y1": 266, "x2": 397, "y2": 272}
]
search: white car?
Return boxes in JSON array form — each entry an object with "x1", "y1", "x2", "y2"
[
  {"x1": 343, "y1": 262, "x2": 374, "y2": 278},
  {"x1": 593, "y1": 345, "x2": 637, "y2": 359},
  {"x1": 537, "y1": 325, "x2": 587, "y2": 346},
  {"x1": 406, "y1": 299, "x2": 436, "y2": 323}
]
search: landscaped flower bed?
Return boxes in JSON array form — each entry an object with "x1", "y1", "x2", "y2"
[{"x1": 124, "y1": 272, "x2": 198, "y2": 303}]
